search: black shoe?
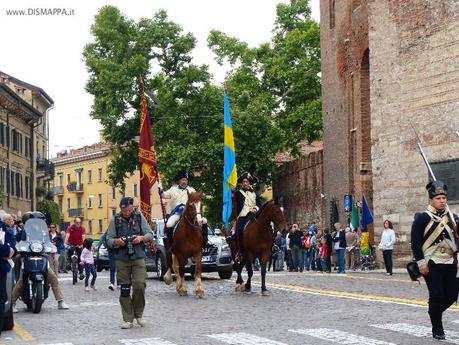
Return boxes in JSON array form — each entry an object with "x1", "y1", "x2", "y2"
[
  {"x1": 433, "y1": 332, "x2": 446, "y2": 340},
  {"x1": 79, "y1": 273, "x2": 85, "y2": 280}
]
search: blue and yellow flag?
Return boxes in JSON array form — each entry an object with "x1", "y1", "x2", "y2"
[{"x1": 222, "y1": 90, "x2": 237, "y2": 228}]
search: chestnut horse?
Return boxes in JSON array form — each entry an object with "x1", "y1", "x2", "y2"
[
  {"x1": 227, "y1": 200, "x2": 287, "y2": 295},
  {"x1": 163, "y1": 192, "x2": 205, "y2": 297}
]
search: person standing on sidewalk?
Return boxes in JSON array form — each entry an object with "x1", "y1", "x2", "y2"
[
  {"x1": 411, "y1": 180, "x2": 458, "y2": 340},
  {"x1": 378, "y1": 220, "x2": 396, "y2": 276},
  {"x1": 289, "y1": 224, "x2": 303, "y2": 272},
  {"x1": 106, "y1": 197, "x2": 154, "y2": 329},
  {"x1": 345, "y1": 227, "x2": 358, "y2": 271},
  {"x1": 332, "y1": 223, "x2": 346, "y2": 273}
]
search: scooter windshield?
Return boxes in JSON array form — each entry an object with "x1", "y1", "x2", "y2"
[{"x1": 24, "y1": 219, "x2": 52, "y2": 245}]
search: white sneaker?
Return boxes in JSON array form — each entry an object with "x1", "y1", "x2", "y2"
[
  {"x1": 12, "y1": 304, "x2": 18, "y2": 313},
  {"x1": 57, "y1": 301, "x2": 69, "y2": 309},
  {"x1": 121, "y1": 321, "x2": 133, "y2": 329},
  {"x1": 136, "y1": 318, "x2": 146, "y2": 327},
  {"x1": 85, "y1": 286, "x2": 90, "y2": 292},
  {"x1": 108, "y1": 283, "x2": 115, "y2": 291}
]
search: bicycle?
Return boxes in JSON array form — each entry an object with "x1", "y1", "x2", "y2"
[{"x1": 67, "y1": 245, "x2": 80, "y2": 285}]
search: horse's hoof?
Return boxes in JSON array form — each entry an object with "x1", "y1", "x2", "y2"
[
  {"x1": 178, "y1": 289, "x2": 188, "y2": 296},
  {"x1": 262, "y1": 290, "x2": 270, "y2": 296},
  {"x1": 235, "y1": 284, "x2": 242, "y2": 292},
  {"x1": 244, "y1": 286, "x2": 251, "y2": 293},
  {"x1": 196, "y1": 290, "x2": 204, "y2": 298}
]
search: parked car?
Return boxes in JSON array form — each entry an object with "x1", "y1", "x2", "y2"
[
  {"x1": 186, "y1": 224, "x2": 233, "y2": 279},
  {"x1": 95, "y1": 227, "x2": 167, "y2": 281}
]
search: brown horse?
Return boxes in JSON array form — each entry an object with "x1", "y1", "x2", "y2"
[
  {"x1": 227, "y1": 200, "x2": 287, "y2": 295},
  {"x1": 163, "y1": 192, "x2": 205, "y2": 297}
]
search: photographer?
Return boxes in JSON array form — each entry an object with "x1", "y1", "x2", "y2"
[{"x1": 106, "y1": 197, "x2": 153, "y2": 329}]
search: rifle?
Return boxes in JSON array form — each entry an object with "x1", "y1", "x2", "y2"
[{"x1": 412, "y1": 126, "x2": 458, "y2": 236}]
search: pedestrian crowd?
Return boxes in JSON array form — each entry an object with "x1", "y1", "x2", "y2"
[{"x1": 267, "y1": 220, "x2": 396, "y2": 275}]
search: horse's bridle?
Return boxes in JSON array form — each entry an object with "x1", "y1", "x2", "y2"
[{"x1": 182, "y1": 202, "x2": 202, "y2": 227}]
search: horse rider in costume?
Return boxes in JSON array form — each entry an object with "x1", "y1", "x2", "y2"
[
  {"x1": 411, "y1": 180, "x2": 459, "y2": 340},
  {"x1": 227, "y1": 163, "x2": 262, "y2": 256},
  {"x1": 160, "y1": 170, "x2": 207, "y2": 246}
]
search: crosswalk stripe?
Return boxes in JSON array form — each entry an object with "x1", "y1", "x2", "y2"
[
  {"x1": 207, "y1": 332, "x2": 287, "y2": 345},
  {"x1": 38, "y1": 343, "x2": 74, "y2": 345},
  {"x1": 289, "y1": 328, "x2": 396, "y2": 345},
  {"x1": 453, "y1": 320, "x2": 459, "y2": 324},
  {"x1": 370, "y1": 323, "x2": 459, "y2": 344},
  {"x1": 119, "y1": 338, "x2": 177, "y2": 345}
]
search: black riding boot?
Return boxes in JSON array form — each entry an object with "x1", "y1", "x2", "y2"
[
  {"x1": 429, "y1": 303, "x2": 445, "y2": 340},
  {"x1": 201, "y1": 223, "x2": 209, "y2": 249},
  {"x1": 165, "y1": 227, "x2": 174, "y2": 250}
]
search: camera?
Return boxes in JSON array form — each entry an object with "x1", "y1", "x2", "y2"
[{"x1": 121, "y1": 235, "x2": 137, "y2": 256}]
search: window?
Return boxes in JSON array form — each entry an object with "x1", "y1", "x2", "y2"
[
  {"x1": 133, "y1": 184, "x2": 138, "y2": 197},
  {"x1": 67, "y1": 174, "x2": 71, "y2": 185},
  {"x1": 112, "y1": 187, "x2": 116, "y2": 199},
  {"x1": 77, "y1": 196, "x2": 82, "y2": 209},
  {"x1": 88, "y1": 197, "x2": 92, "y2": 208},
  {"x1": 10, "y1": 171, "x2": 14, "y2": 196},
  {"x1": 98, "y1": 219, "x2": 103, "y2": 233},
  {"x1": 25, "y1": 176, "x2": 30, "y2": 199},
  {"x1": 98, "y1": 193, "x2": 102, "y2": 207},
  {"x1": 58, "y1": 199, "x2": 63, "y2": 213},
  {"x1": 5, "y1": 126, "x2": 9, "y2": 148},
  {"x1": 15, "y1": 173, "x2": 22, "y2": 198},
  {"x1": 88, "y1": 220, "x2": 93, "y2": 234},
  {"x1": 19, "y1": 133, "x2": 23, "y2": 154},
  {"x1": 87, "y1": 170, "x2": 92, "y2": 183},
  {"x1": 24, "y1": 137, "x2": 30, "y2": 157},
  {"x1": 58, "y1": 174, "x2": 63, "y2": 186},
  {"x1": 67, "y1": 198, "x2": 70, "y2": 210},
  {"x1": 98, "y1": 168, "x2": 102, "y2": 182},
  {"x1": 0, "y1": 123, "x2": 4, "y2": 146}
]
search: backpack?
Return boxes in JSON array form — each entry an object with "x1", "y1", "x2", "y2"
[{"x1": 303, "y1": 236, "x2": 311, "y2": 249}]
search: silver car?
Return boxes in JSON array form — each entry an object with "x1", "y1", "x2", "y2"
[{"x1": 152, "y1": 219, "x2": 233, "y2": 280}]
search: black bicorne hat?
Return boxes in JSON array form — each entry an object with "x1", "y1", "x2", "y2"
[
  {"x1": 237, "y1": 162, "x2": 258, "y2": 184},
  {"x1": 174, "y1": 170, "x2": 192, "y2": 181},
  {"x1": 406, "y1": 261, "x2": 422, "y2": 282},
  {"x1": 426, "y1": 180, "x2": 447, "y2": 198}
]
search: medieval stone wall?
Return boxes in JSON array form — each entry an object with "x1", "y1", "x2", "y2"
[{"x1": 273, "y1": 150, "x2": 324, "y2": 228}]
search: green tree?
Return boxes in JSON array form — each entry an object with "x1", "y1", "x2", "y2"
[
  {"x1": 83, "y1": 1, "x2": 321, "y2": 223},
  {"x1": 208, "y1": 0, "x2": 321, "y2": 156}
]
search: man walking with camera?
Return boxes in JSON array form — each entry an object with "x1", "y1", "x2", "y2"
[{"x1": 106, "y1": 197, "x2": 154, "y2": 329}]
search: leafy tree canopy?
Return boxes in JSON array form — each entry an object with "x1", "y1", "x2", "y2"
[{"x1": 83, "y1": 1, "x2": 321, "y2": 224}]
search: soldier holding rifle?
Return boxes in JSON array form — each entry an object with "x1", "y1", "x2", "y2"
[{"x1": 410, "y1": 136, "x2": 459, "y2": 341}]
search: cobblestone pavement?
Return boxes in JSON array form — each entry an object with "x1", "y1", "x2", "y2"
[{"x1": 2, "y1": 269, "x2": 458, "y2": 345}]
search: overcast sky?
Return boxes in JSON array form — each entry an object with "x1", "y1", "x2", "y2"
[{"x1": 0, "y1": 0, "x2": 320, "y2": 157}]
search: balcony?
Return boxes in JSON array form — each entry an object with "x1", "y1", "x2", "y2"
[
  {"x1": 67, "y1": 182, "x2": 84, "y2": 193},
  {"x1": 68, "y1": 208, "x2": 83, "y2": 218},
  {"x1": 52, "y1": 186, "x2": 64, "y2": 195},
  {"x1": 36, "y1": 159, "x2": 55, "y2": 180}
]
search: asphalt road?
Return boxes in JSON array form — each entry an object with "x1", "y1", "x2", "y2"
[{"x1": 2, "y1": 269, "x2": 459, "y2": 345}]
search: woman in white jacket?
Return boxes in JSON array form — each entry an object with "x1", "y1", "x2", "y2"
[{"x1": 378, "y1": 220, "x2": 396, "y2": 276}]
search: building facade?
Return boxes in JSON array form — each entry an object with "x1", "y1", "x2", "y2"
[
  {"x1": 320, "y1": 0, "x2": 459, "y2": 265},
  {"x1": 0, "y1": 71, "x2": 54, "y2": 216},
  {"x1": 51, "y1": 142, "x2": 164, "y2": 238}
]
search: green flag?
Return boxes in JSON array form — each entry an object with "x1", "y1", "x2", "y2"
[{"x1": 350, "y1": 201, "x2": 359, "y2": 230}]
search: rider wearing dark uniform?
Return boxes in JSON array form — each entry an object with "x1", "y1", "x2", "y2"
[
  {"x1": 411, "y1": 180, "x2": 459, "y2": 340},
  {"x1": 235, "y1": 167, "x2": 262, "y2": 233}
]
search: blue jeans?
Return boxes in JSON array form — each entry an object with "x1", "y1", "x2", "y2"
[
  {"x1": 275, "y1": 251, "x2": 284, "y2": 271},
  {"x1": 302, "y1": 248, "x2": 311, "y2": 270},
  {"x1": 336, "y1": 249, "x2": 345, "y2": 273},
  {"x1": 109, "y1": 250, "x2": 116, "y2": 285},
  {"x1": 84, "y1": 263, "x2": 97, "y2": 287}
]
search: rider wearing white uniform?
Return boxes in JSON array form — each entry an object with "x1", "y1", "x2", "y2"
[{"x1": 161, "y1": 171, "x2": 207, "y2": 243}]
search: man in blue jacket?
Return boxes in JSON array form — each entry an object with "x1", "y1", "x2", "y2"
[{"x1": 0, "y1": 219, "x2": 16, "y2": 337}]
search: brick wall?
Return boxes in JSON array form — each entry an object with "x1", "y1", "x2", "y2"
[
  {"x1": 273, "y1": 150, "x2": 324, "y2": 228},
  {"x1": 369, "y1": 0, "x2": 459, "y2": 265},
  {"x1": 320, "y1": 0, "x2": 373, "y2": 232}
]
